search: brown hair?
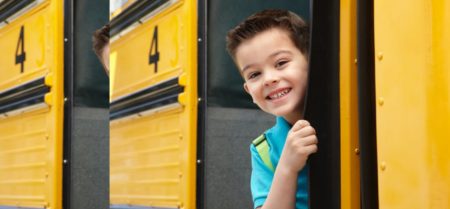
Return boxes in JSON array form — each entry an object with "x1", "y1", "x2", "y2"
[
  {"x1": 226, "y1": 9, "x2": 309, "y2": 61},
  {"x1": 92, "y1": 24, "x2": 110, "y2": 61}
]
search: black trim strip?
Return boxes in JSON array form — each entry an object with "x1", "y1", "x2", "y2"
[
  {"x1": 110, "y1": 0, "x2": 169, "y2": 37},
  {"x1": 0, "y1": 77, "x2": 49, "y2": 114},
  {"x1": 196, "y1": 1, "x2": 207, "y2": 209},
  {"x1": 0, "y1": 0, "x2": 35, "y2": 23},
  {"x1": 357, "y1": 0, "x2": 379, "y2": 208},
  {"x1": 63, "y1": 0, "x2": 73, "y2": 208},
  {"x1": 110, "y1": 78, "x2": 183, "y2": 120},
  {"x1": 306, "y1": 0, "x2": 341, "y2": 208}
]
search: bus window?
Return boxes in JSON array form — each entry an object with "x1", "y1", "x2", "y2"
[
  {"x1": 0, "y1": 0, "x2": 38, "y2": 27},
  {"x1": 204, "y1": 1, "x2": 310, "y2": 209},
  {"x1": 66, "y1": 0, "x2": 110, "y2": 208},
  {"x1": 72, "y1": 0, "x2": 109, "y2": 108},
  {"x1": 110, "y1": 0, "x2": 129, "y2": 14},
  {"x1": 110, "y1": 0, "x2": 136, "y2": 18}
]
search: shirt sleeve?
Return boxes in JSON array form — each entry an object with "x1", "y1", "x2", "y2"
[{"x1": 250, "y1": 144, "x2": 274, "y2": 209}]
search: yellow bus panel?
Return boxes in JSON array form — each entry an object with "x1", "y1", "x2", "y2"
[
  {"x1": 374, "y1": 0, "x2": 450, "y2": 208},
  {"x1": 340, "y1": 0, "x2": 360, "y2": 208},
  {"x1": 110, "y1": 0, "x2": 185, "y2": 101},
  {"x1": 0, "y1": 0, "x2": 65, "y2": 208},
  {"x1": 111, "y1": 106, "x2": 183, "y2": 207},
  {"x1": 110, "y1": 0, "x2": 198, "y2": 209},
  {"x1": 0, "y1": 1, "x2": 50, "y2": 90}
]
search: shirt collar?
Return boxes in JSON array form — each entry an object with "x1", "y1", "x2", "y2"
[{"x1": 265, "y1": 116, "x2": 292, "y2": 142}]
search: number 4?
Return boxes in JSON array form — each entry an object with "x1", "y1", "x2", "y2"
[
  {"x1": 148, "y1": 26, "x2": 160, "y2": 73},
  {"x1": 15, "y1": 26, "x2": 26, "y2": 73}
]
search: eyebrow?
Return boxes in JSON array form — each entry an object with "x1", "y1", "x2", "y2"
[{"x1": 241, "y1": 50, "x2": 293, "y2": 72}]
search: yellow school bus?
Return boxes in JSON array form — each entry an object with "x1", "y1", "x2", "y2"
[
  {"x1": 110, "y1": 0, "x2": 449, "y2": 209},
  {"x1": 0, "y1": 0, "x2": 64, "y2": 208},
  {"x1": 340, "y1": 0, "x2": 449, "y2": 208},
  {"x1": 0, "y1": 0, "x2": 109, "y2": 208},
  {"x1": 110, "y1": 0, "x2": 198, "y2": 208}
]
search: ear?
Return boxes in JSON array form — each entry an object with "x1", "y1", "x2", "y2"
[{"x1": 243, "y1": 83, "x2": 250, "y2": 94}]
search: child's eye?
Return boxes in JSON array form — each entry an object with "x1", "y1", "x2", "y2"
[
  {"x1": 275, "y1": 60, "x2": 289, "y2": 68},
  {"x1": 248, "y1": 72, "x2": 260, "y2": 80}
]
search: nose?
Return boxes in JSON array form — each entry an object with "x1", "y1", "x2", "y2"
[{"x1": 263, "y1": 70, "x2": 279, "y2": 86}]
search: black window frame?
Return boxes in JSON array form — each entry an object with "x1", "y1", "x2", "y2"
[
  {"x1": 110, "y1": 0, "x2": 170, "y2": 37},
  {"x1": 0, "y1": 0, "x2": 36, "y2": 24}
]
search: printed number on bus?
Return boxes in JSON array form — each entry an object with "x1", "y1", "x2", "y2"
[
  {"x1": 15, "y1": 26, "x2": 26, "y2": 73},
  {"x1": 148, "y1": 26, "x2": 159, "y2": 73}
]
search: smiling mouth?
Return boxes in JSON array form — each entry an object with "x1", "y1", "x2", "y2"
[{"x1": 266, "y1": 88, "x2": 292, "y2": 100}]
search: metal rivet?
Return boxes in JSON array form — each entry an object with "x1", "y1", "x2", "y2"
[
  {"x1": 354, "y1": 59, "x2": 358, "y2": 64},
  {"x1": 198, "y1": 38, "x2": 202, "y2": 42},
  {"x1": 378, "y1": 97, "x2": 384, "y2": 106},
  {"x1": 380, "y1": 162, "x2": 386, "y2": 171},
  {"x1": 197, "y1": 159, "x2": 201, "y2": 164},
  {"x1": 377, "y1": 52, "x2": 383, "y2": 61},
  {"x1": 354, "y1": 148, "x2": 360, "y2": 155}
]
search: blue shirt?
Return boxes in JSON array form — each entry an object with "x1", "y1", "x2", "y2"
[{"x1": 250, "y1": 117, "x2": 309, "y2": 209}]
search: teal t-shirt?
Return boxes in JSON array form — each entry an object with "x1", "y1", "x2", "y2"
[{"x1": 250, "y1": 116, "x2": 309, "y2": 209}]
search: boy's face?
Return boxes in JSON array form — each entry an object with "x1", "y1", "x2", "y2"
[{"x1": 235, "y1": 28, "x2": 308, "y2": 120}]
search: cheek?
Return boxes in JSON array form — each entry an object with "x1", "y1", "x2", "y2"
[
  {"x1": 290, "y1": 65, "x2": 309, "y2": 83},
  {"x1": 246, "y1": 85, "x2": 262, "y2": 98}
]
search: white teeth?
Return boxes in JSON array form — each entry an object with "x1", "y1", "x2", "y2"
[{"x1": 269, "y1": 89, "x2": 290, "y2": 99}]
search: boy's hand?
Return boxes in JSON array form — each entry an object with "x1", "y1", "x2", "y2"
[{"x1": 279, "y1": 120, "x2": 318, "y2": 174}]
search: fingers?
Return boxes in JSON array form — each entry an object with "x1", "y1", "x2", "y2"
[
  {"x1": 292, "y1": 135, "x2": 318, "y2": 152},
  {"x1": 281, "y1": 120, "x2": 318, "y2": 172},
  {"x1": 300, "y1": 135, "x2": 318, "y2": 146},
  {"x1": 304, "y1": 143, "x2": 318, "y2": 154},
  {"x1": 289, "y1": 120, "x2": 318, "y2": 155},
  {"x1": 291, "y1": 124, "x2": 316, "y2": 138},
  {"x1": 292, "y1": 138, "x2": 318, "y2": 156},
  {"x1": 291, "y1": 120, "x2": 310, "y2": 131}
]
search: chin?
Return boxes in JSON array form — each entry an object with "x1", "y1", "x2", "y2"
[
  {"x1": 267, "y1": 107, "x2": 293, "y2": 118},
  {"x1": 265, "y1": 103, "x2": 303, "y2": 118}
]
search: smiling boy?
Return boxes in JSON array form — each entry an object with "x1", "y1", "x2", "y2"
[{"x1": 226, "y1": 10, "x2": 318, "y2": 209}]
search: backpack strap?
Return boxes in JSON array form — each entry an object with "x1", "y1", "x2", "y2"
[{"x1": 252, "y1": 134, "x2": 275, "y2": 172}]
